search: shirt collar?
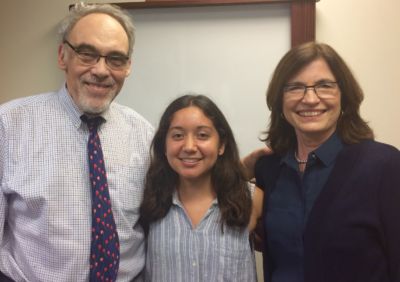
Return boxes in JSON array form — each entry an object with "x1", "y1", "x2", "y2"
[
  {"x1": 313, "y1": 132, "x2": 343, "y2": 166},
  {"x1": 282, "y1": 132, "x2": 343, "y2": 167},
  {"x1": 172, "y1": 190, "x2": 181, "y2": 206}
]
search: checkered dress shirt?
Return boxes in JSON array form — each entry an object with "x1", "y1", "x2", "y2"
[{"x1": 0, "y1": 85, "x2": 153, "y2": 281}]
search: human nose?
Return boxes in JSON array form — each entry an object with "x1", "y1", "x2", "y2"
[
  {"x1": 183, "y1": 135, "x2": 197, "y2": 152},
  {"x1": 302, "y1": 87, "x2": 320, "y2": 103},
  {"x1": 91, "y1": 57, "x2": 110, "y2": 76}
]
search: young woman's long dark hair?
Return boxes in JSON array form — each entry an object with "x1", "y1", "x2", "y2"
[{"x1": 139, "y1": 94, "x2": 252, "y2": 234}]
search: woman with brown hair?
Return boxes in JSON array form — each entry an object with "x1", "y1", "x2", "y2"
[{"x1": 255, "y1": 42, "x2": 400, "y2": 282}]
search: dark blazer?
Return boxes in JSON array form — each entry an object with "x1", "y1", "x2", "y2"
[{"x1": 257, "y1": 140, "x2": 400, "y2": 282}]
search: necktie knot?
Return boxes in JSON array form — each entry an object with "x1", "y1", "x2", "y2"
[{"x1": 81, "y1": 115, "x2": 104, "y2": 132}]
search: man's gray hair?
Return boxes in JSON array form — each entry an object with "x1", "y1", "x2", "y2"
[{"x1": 58, "y1": 3, "x2": 135, "y2": 56}]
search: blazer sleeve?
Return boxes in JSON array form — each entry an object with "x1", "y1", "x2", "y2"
[
  {"x1": 379, "y1": 149, "x2": 400, "y2": 281},
  {"x1": 254, "y1": 154, "x2": 281, "y2": 192}
]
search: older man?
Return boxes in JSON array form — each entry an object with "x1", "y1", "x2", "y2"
[{"x1": 0, "y1": 4, "x2": 153, "y2": 281}]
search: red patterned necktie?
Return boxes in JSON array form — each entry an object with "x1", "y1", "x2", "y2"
[{"x1": 82, "y1": 116, "x2": 120, "y2": 282}]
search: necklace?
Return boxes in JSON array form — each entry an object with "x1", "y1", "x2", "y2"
[{"x1": 295, "y1": 151, "x2": 308, "y2": 164}]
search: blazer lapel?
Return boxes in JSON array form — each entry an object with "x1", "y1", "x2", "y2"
[{"x1": 304, "y1": 142, "x2": 365, "y2": 251}]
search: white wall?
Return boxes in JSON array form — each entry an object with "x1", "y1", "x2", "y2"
[
  {"x1": 316, "y1": 0, "x2": 400, "y2": 148},
  {"x1": 0, "y1": 1, "x2": 66, "y2": 100},
  {"x1": 117, "y1": 4, "x2": 290, "y2": 156},
  {"x1": 1, "y1": 1, "x2": 398, "y2": 148}
]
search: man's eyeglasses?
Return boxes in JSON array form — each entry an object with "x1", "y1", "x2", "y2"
[
  {"x1": 283, "y1": 81, "x2": 339, "y2": 100},
  {"x1": 63, "y1": 40, "x2": 130, "y2": 71}
]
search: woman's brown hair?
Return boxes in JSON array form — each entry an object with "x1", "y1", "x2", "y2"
[{"x1": 263, "y1": 42, "x2": 374, "y2": 155}]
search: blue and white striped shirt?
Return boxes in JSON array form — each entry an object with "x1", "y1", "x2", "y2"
[
  {"x1": 0, "y1": 85, "x2": 154, "y2": 281},
  {"x1": 145, "y1": 191, "x2": 257, "y2": 282}
]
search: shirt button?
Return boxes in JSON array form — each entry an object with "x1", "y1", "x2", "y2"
[{"x1": 192, "y1": 261, "x2": 197, "y2": 267}]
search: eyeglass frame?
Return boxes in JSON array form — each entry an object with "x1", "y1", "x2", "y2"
[
  {"x1": 63, "y1": 40, "x2": 130, "y2": 70},
  {"x1": 283, "y1": 81, "x2": 339, "y2": 99}
]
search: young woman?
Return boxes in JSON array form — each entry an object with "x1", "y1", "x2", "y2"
[{"x1": 140, "y1": 94, "x2": 263, "y2": 282}]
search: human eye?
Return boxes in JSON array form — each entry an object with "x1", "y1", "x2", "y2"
[
  {"x1": 76, "y1": 51, "x2": 98, "y2": 63},
  {"x1": 314, "y1": 81, "x2": 338, "y2": 98},
  {"x1": 316, "y1": 81, "x2": 337, "y2": 89},
  {"x1": 169, "y1": 130, "x2": 184, "y2": 140},
  {"x1": 197, "y1": 131, "x2": 210, "y2": 140},
  {"x1": 107, "y1": 55, "x2": 128, "y2": 67},
  {"x1": 284, "y1": 84, "x2": 305, "y2": 94}
]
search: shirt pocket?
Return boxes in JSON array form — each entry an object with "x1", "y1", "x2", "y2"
[
  {"x1": 106, "y1": 160, "x2": 146, "y2": 219},
  {"x1": 211, "y1": 231, "x2": 256, "y2": 281}
]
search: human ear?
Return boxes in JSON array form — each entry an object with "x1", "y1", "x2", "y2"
[
  {"x1": 218, "y1": 143, "x2": 225, "y2": 156},
  {"x1": 57, "y1": 44, "x2": 67, "y2": 70},
  {"x1": 124, "y1": 58, "x2": 132, "y2": 77}
]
